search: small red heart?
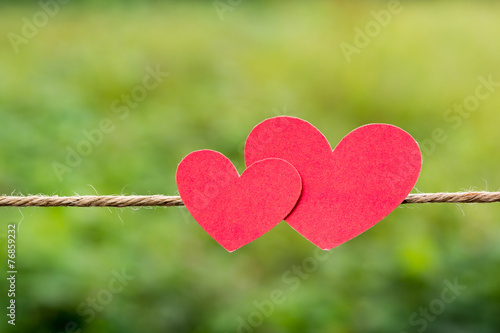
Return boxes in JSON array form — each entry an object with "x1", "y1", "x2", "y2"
[
  {"x1": 245, "y1": 117, "x2": 422, "y2": 250},
  {"x1": 176, "y1": 150, "x2": 302, "y2": 252}
]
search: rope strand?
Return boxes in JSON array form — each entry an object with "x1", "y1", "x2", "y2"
[
  {"x1": 0, "y1": 195, "x2": 184, "y2": 207},
  {"x1": 0, "y1": 192, "x2": 500, "y2": 207},
  {"x1": 402, "y1": 192, "x2": 500, "y2": 204}
]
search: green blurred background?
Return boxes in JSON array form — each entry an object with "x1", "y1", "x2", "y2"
[{"x1": 1, "y1": 0, "x2": 500, "y2": 332}]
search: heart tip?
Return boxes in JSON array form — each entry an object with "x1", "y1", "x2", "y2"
[{"x1": 223, "y1": 247, "x2": 239, "y2": 253}]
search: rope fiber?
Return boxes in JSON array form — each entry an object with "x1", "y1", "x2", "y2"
[{"x1": 1, "y1": 192, "x2": 500, "y2": 207}]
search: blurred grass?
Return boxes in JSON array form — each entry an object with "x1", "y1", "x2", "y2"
[{"x1": 1, "y1": 1, "x2": 500, "y2": 332}]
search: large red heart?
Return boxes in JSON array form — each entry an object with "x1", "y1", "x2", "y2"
[
  {"x1": 176, "y1": 150, "x2": 302, "y2": 252},
  {"x1": 245, "y1": 117, "x2": 422, "y2": 250}
]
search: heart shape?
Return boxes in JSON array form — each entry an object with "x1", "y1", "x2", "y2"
[
  {"x1": 245, "y1": 117, "x2": 422, "y2": 250},
  {"x1": 176, "y1": 150, "x2": 302, "y2": 252}
]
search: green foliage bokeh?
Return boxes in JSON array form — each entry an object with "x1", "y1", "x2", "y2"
[{"x1": 1, "y1": 1, "x2": 500, "y2": 332}]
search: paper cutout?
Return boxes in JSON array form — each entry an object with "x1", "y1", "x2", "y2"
[
  {"x1": 176, "y1": 150, "x2": 302, "y2": 252},
  {"x1": 245, "y1": 117, "x2": 422, "y2": 250}
]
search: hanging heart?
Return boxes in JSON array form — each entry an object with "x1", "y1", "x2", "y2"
[
  {"x1": 176, "y1": 150, "x2": 302, "y2": 252},
  {"x1": 245, "y1": 117, "x2": 422, "y2": 250}
]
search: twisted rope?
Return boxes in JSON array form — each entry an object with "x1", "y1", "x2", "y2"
[
  {"x1": 0, "y1": 195, "x2": 184, "y2": 207},
  {"x1": 0, "y1": 192, "x2": 499, "y2": 207},
  {"x1": 402, "y1": 192, "x2": 500, "y2": 204}
]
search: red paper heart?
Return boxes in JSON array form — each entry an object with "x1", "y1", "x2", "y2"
[
  {"x1": 176, "y1": 150, "x2": 302, "y2": 252},
  {"x1": 245, "y1": 117, "x2": 422, "y2": 250}
]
